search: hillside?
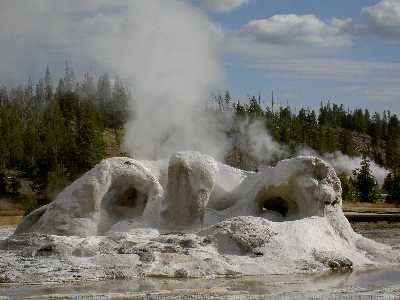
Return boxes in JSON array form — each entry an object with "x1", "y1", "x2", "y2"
[{"x1": 1, "y1": 74, "x2": 399, "y2": 211}]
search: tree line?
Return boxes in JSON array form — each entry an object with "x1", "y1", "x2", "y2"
[
  {"x1": 1, "y1": 67, "x2": 399, "y2": 210},
  {"x1": 220, "y1": 91, "x2": 400, "y2": 204},
  {"x1": 0, "y1": 63, "x2": 129, "y2": 210}
]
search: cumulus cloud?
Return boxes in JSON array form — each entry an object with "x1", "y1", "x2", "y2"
[
  {"x1": 222, "y1": 7, "x2": 400, "y2": 103},
  {"x1": 242, "y1": 58, "x2": 400, "y2": 82},
  {"x1": 361, "y1": 0, "x2": 400, "y2": 40},
  {"x1": 202, "y1": 0, "x2": 250, "y2": 12},
  {"x1": 240, "y1": 14, "x2": 353, "y2": 49}
]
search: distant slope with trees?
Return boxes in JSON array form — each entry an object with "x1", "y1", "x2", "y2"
[{"x1": 1, "y1": 64, "x2": 399, "y2": 214}]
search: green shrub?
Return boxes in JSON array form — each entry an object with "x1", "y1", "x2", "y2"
[{"x1": 383, "y1": 170, "x2": 400, "y2": 204}]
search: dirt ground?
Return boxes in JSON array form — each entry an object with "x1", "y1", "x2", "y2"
[
  {"x1": 1, "y1": 199, "x2": 400, "y2": 226},
  {"x1": 343, "y1": 201, "x2": 400, "y2": 214},
  {"x1": 0, "y1": 197, "x2": 24, "y2": 225}
]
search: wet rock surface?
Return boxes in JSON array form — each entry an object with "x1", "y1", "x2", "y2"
[{"x1": 1, "y1": 217, "x2": 399, "y2": 284}]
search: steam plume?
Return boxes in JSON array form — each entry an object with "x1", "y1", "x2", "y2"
[
  {"x1": 119, "y1": 2, "x2": 225, "y2": 159},
  {"x1": 235, "y1": 119, "x2": 288, "y2": 165},
  {"x1": 0, "y1": 0, "x2": 390, "y2": 183},
  {"x1": 0, "y1": 0, "x2": 227, "y2": 160},
  {"x1": 297, "y1": 148, "x2": 389, "y2": 185}
]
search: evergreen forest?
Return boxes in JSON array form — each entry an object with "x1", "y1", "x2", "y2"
[{"x1": 1, "y1": 64, "x2": 400, "y2": 213}]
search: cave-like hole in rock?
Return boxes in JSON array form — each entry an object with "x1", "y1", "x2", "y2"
[
  {"x1": 103, "y1": 185, "x2": 148, "y2": 222},
  {"x1": 262, "y1": 197, "x2": 289, "y2": 216}
]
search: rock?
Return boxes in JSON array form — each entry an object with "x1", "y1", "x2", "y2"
[
  {"x1": 174, "y1": 268, "x2": 189, "y2": 278},
  {"x1": 222, "y1": 156, "x2": 342, "y2": 221},
  {"x1": 161, "y1": 151, "x2": 219, "y2": 228},
  {"x1": 15, "y1": 157, "x2": 164, "y2": 236},
  {"x1": 313, "y1": 250, "x2": 353, "y2": 272},
  {"x1": 2, "y1": 152, "x2": 398, "y2": 283},
  {"x1": 201, "y1": 216, "x2": 275, "y2": 255}
]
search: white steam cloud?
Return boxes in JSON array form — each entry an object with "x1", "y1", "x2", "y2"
[
  {"x1": 202, "y1": 0, "x2": 251, "y2": 13},
  {"x1": 297, "y1": 148, "x2": 389, "y2": 185},
  {"x1": 118, "y1": 2, "x2": 226, "y2": 159},
  {"x1": 0, "y1": 0, "x2": 228, "y2": 160},
  {"x1": 0, "y1": 0, "x2": 391, "y2": 183},
  {"x1": 232, "y1": 121, "x2": 389, "y2": 184},
  {"x1": 235, "y1": 120, "x2": 288, "y2": 164},
  {"x1": 72, "y1": 0, "x2": 227, "y2": 159}
]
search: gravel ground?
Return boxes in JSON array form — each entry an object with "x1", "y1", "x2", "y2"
[{"x1": 352, "y1": 222, "x2": 400, "y2": 250}]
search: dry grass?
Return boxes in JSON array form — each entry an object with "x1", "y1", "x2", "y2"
[
  {"x1": 0, "y1": 215, "x2": 23, "y2": 226},
  {"x1": 0, "y1": 197, "x2": 24, "y2": 226}
]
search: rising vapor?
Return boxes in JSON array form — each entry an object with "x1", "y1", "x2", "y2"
[
  {"x1": 0, "y1": 0, "x2": 390, "y2": 182},
  {"x1": 0, "y1": 0, "x2": 229, "y2": 160},
  {"x1": 297, "y1": 148, "x2": 389, "y2": 185}
]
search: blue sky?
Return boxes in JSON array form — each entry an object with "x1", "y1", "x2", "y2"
[
  {"x1": 1, "y1": 0, "x2": 399, "y2": 114},
  {"x1": 196, "y1": 0, "x2": 400, "y2": 113}
]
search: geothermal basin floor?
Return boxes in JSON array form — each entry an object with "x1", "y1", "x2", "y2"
[{"x1": 1, "y1": 222, "x2": 400, "y2": 299}]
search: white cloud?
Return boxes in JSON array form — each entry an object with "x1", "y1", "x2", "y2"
[
  {"x1": 220, "y1": 6, "x2": 400, "y2": 111},
  {"x1": 0, "y1": 0, "x2": 223, "y2": 82},
  {"x1": 245, "y1": 58, "x2": 400, "y2": 82},
  {"x1": 361, "y1": 0, "x2": 400, "y2": 40},
  {"x1": 239, "y1": 14, "x2": 353, "y2": 49},
  {"x1": 202, "y1": 0, "x2": 250, "y2": 13},
  {"x1": 350, "y1": 85, "x2": 400, "y2": 103}
]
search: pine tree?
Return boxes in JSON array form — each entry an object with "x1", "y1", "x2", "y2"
[
  {"x1": 64, "y1": 61, "x2": 75, "y2": 92},
  {"x1": 234, "y1": 100, "x2": 246, "y2": 118},
  {"x1": 35, "y1": 79, "x2": 45, "y2": 108},
  {"x1": 108, "y1": 77, "x2": 128, "y2": 129},
  {"x1": 24, "y1": 76, "x2": 34, "y2": 105},
  {"x1": 352, "y1": 156, "x2": 380, "y2": 203},
  {"x1": 75, "y1": 101, "x2": 105, "y2": 175},
  {"x1": 56, "y1": 78, "x2": 65, "y2": 96},
  {"x1": 224, "y1": 90, "x2": 232, "y2": 111},
  {"x1": 44, "y1": 65, "x2": 53, "y2": 103},
  {"x1": 340, "y1": 129, "x2": 355, "y2": 156},
  {"x1": 386, "y1": 115, "x2": 400, "y2": 168},
  {"x1": 79, "y1": 72, "x2": 96, "y2": 101},
  {"x1": 383, "y1": 170, "x2": 400, "y2": 204},
  {"x1": 247, "y1": 96, "x2": 263, "y2": 119},
  {"x1": 97, "y1": 73, "x2": 112, "y2": 103}
]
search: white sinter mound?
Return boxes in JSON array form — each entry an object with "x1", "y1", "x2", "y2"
[{"x1": 0, "y1": 151, "x2": 398, "y2": 283}]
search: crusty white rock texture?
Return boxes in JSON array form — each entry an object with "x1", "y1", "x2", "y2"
[
  {"x1": 0, "y1": 152, "x2": 398, "y2": 283},
  {"x1": 161, "y1": 151, "x2": 219, "y2": 229},
  {"x1": 14, "y1": 157, "x2": 164, "y2": 236}
]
